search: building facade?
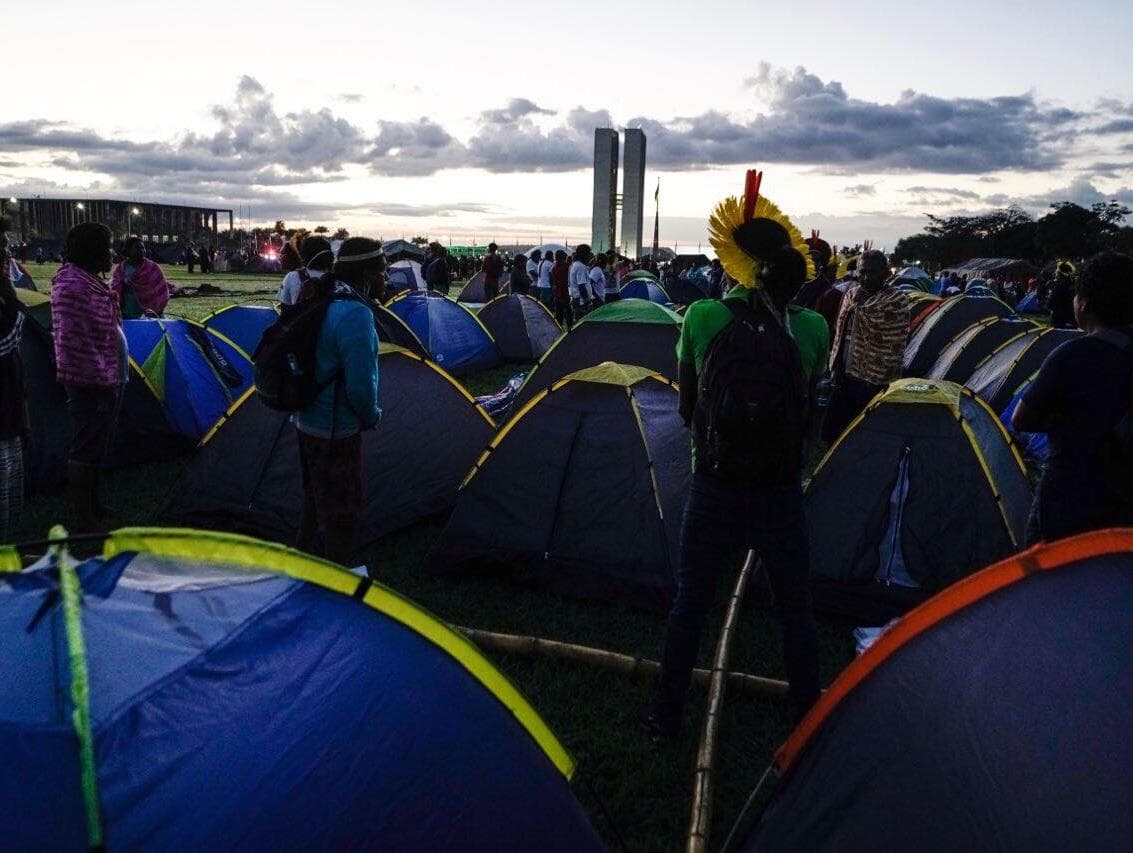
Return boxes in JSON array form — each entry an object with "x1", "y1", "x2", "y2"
[
  {"x1": 2, "y1": 198, "x2": 233, "y2": 245},
  {"x1": 591, "y1": 129, "x2": 619, "y2": 254},
  {"x1": 621, "y1": 129, "x2": 647, "y2": 259}
]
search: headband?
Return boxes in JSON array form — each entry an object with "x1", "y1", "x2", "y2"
[{"x1": 336, "y1": 248, "x2": 385, "y2": 263}]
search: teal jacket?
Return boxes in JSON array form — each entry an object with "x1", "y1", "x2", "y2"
[{"x1": 296, "y1": 283, "x2": 381, "y2": 438}]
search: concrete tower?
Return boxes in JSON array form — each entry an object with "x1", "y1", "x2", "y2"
[
  {"x1": 621, "y1": 128, "x2": 647, "y2": 259},
  {"x1": 591, "y1": 128, "x2": 619, "y2": 253}
]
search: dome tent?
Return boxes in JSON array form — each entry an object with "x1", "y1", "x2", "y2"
[
  {"x1": 457, "y1": 271, "x2": 511, "y2": 303},
  {"x1": 731, "y1": 529, "x2": 1133, "y2": 851},
  {"x1": 386, "y1": 291, "x2": 501, "y2": 375},
  {"x1": 166, "y1": 344, "x2": 495, "y2": 546},
  {"x1": 386, "y1": 259, "x2": 427, "y2": 295},
  {"x1": 806, "y1": 379, "x2": 1031, "y2": 624},
  {"x1": 903, "y1": 294, "x2": 1015, "y2": 377},
  {"x1": 0, "y1": 528, "x2": 600, "y2": 850},
  {"x1": 511, "y1": 298, "x2": 682, "y2": 411},
  {"x1": 964, "y1": 326, "x2": 1083, "y2": 415},
  {"x1": 430, "y1": 363, "x2": 688, "y2": 610},
  {"x1": 203, "y1": 301, "x2": 428, "y2": 360},
  {"x1": 618, "y1": 278, "x2": 671, "y2": 305},
  {"x1": 924, "y1": 316, "x2": 1035, "y2": 384},
  {"x1": 15, "y1": 292, "x2": 68, "y2": 493},
  {"x1": 477, "y1": 294, "x2": 561, "y2": 362}
]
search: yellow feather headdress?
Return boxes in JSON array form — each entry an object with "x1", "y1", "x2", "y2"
[{"x1": 707, "y1": 170, "x2": 815, "y2": 288}]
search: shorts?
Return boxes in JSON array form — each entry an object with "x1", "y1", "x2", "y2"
[
  {"x1": 65, "y1": 383, "x2": 123, "y2": 467},
  {"x1": 297, "y1": 430, "x2": 364, "y2": 524}
]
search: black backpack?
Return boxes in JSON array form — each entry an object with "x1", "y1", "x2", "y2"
[
  {"x1": 1093, "y1": 327, "x2": 1133, "y2": 503},
  {"x1": 252, "y1": 282, "x2": 356, "y2": 412},
  {"x1": 692, "y1": 293, "x2": 807, "y2": 483}
]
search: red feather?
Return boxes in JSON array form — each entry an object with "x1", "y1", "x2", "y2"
[{"x1": 742, "y1": 169, "x2": 763, "y2": 221}]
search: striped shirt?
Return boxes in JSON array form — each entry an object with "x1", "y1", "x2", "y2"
[{"x1": 831, "y1": 284, "x2": 910, "y2": 385}]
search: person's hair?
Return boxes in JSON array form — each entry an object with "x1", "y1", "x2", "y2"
[
  {"x1": 531, "y1": 249, "x2": 542, "y2": 261},
  {"x1": 488, "y1": 242, "x2": 498, "y2": 252},
  {"x1": 1075, "y1": 251, "x2": 1133, "y2": 326},
  {"x1": 333, "y1": 236, "x2": 386, "y2": 287},
  {"x1": 574, "y1": 243, "x2": 592, "y2": 262},
  {"x1": 279, "y1": 240, "x2": 301, "y2": 272},
  {"x1": 64, "y1": 222, "x2": 113, "y2": 274},
  {"x1": 760, "y1": 246, "x2": 808, "y2": 309},
  {"x1": 124, "y1": 236, "x2": 145, "y2": 254},
  {"x1": 514, "y1": 253, "x2": 527, "y2": 264},
  {"x1": 299, "y1": 235, "x2": 334, "y2": 271},
  {"x1": 555, "y1": 249, "x2": 568, "y2": 262}
]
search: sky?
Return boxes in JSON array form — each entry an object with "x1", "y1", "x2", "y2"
[{"x1": 3, "y1": 0, "x2": 1133, "y2": 252}]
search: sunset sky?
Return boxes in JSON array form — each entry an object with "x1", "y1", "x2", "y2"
[{"x1": 4, "y1": 0, "x2": 1133, "y2": 251}]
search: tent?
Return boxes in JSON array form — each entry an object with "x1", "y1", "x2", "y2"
[
  {"x1": 386, "y1": 259, "x2": 427, "y2": 295},
  {"x1": 965, "y1": 326, "x2": 1082, "y2": 415},
  {"x1": 0, "y1": 528, "x2": 600, "y2": 850},
  {"x1": 924, "y1": 316, "x2": 1036, "y2": 384},
  {"x1": 892, "y1": 266, "x2": 932, "y2": 290},
  {"x1": 166, "y1": 344, "x2": 495, "y2": 545},
  {"x1": 430, "y1": 363, "x2": 688, "y2": 609},
  {"x1": 477, "y1": 294, "x2": 561, "y2": 362},
  {"x1": 380, "y1": 238, "x2": 426, "y2": 263},
  {"x1": 457, "y1": 271, "x2": 511, "y2": 304},
  {"x1": 511, "y1": 299, "x2": 682, "y2": 411},
  {"x1": 806, "y1": 379, "x2": 1031, "y2": 624},
  {"x1": 618, "y1": 279, "x2": 671, "y2": 305},
  {"x1": 203, "y1": 301, "x2": 428, "y2": 360},
  {"x1": 903, "y1": 294, "x2": 1015, "y2": 377},
  {"x1": 8, "y1": 258, "x2": 34, "y2": 290},
  {"x1": 659, "y1": 276, "x2": 707, "y2": 306},
  {"x1": 386, "y1": 291, "x2": 500, "y2": 375},
  {"x1": 115, "y1": 318, "x2": 254, "y2": 460},
  {"x1": 946, "y1": 257, "x2": 1038, "y2": 279},
  {"x1": 16, "y1": 292, "x2": 68, "y2": 494},
  {"x1": 523, "y1": 243, "x2": 567, "y2": 259},
  {"x1": 1016, "y1": 290, "x2": 1041, "y2": 313},
  {"x1": 732, "y1": 529, "x2": 1133, "y2": 851}
]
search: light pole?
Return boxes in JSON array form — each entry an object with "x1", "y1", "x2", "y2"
[
  {"x1": 75, "y1": 202, "x2": 85, "y2": 225},
  {"x1": 128, "y1": 206, "x2": 140, "y2": 238}
]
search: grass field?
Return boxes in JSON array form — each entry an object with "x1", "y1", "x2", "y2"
[{"x1": 15, "y1": 263, "x2": 856, "y2": 850}]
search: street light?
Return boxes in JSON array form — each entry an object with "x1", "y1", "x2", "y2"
[{"x1": 129, "y1": 206, "x2": 140, "y2": 237}]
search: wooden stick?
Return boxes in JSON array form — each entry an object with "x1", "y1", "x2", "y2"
[
  {"x1": 687, "y1": 551, "x2": 758, "y2": 853},
  {"x1": 454, "y1": 624, "x2": 788, "y2": 700}
]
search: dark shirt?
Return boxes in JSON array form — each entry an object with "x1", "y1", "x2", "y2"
[
  {"x1": 1048, "y1": 277, "x2": 1076, "y2": 328},
  {"x1": 794, "y1": 273, "x2": 832, "y2": 311},
  {"x1": 1023, "y1": 332, "x2": 1133, "y2": 534},
  {"x1": 482, "y1": 252, "x2": 504, "y2": 284},
  {"x1": 551, "y1": 260, "x2": 570, "y2": 301}
]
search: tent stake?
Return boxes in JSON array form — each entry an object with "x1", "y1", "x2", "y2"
[
  {"x1": 686, "y1": 551, "x2": 758, "y2": 853},
  {"x1": 455, "y1": 625, "x2": 788, "y2": 700}
]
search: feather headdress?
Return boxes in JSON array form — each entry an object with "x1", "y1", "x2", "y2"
[{"x1": 707, "y1": 169, "x2": 814, "y2": 288}]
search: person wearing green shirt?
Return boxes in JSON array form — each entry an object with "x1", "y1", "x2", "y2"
[{"x1": 676, "y1": 284, "x2": 830, "y2": 455}]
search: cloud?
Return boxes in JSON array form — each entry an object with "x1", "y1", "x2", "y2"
[
  {"x1": 906, "y1": 185, "x2": 983, "y2": 200},
  {"x1": 1095, "y1": 119, "x2": 1133, "y2": 135},
  {"x1": 845, "y1": 184, "x2": 876, "y2": 197},
  {"x1": 370, "y1": 202, "x2": 494, "y2": 218},
  {"x1": 338, "y1": 93, "x2": 365, "y2": 103}
]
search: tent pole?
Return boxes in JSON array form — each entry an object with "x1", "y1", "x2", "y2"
[
  {"x1": 686, "y1": 551, "x2": 758, "y2": 853},
  {"x1": 455, "y1": 625, "x2": 788, "y2": 700}
]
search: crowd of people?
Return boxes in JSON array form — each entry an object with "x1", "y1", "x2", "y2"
[{"x1": 0, "y1": 205, "x2": 1131, "y2": 754}]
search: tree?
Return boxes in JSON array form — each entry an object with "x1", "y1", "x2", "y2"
[
  {"x1": 332, "y1": 227, "x2": 350, "y2": 240},
  {"x1": 273, "y1": 220, "x2": 287, "y2": 234},
  {"x1": 410, "y1": 235, "x2": 429, "y2": 246},
  {"x1": 1036, "y1": 202, "x2": 1130, "y2": 261},
  {"x1": 313, "y1": 225, "x2": 329, "y2": 234}
]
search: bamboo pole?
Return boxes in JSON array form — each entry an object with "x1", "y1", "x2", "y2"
[
  {"x1": 455, "y1": 625, "x2": 788, "y2": 700},
  {"x1": 686, "y1": 551, "x2": 759, "y2": 853}
]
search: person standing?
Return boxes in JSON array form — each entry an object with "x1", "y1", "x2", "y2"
[
  {"x1": 510, "y1": 253, "x2": 530, "y2": 295},
  {"x1": 823, "y1": 249, "x2": 909, "y2": 443},
  {"x1": 1048, "y1": 262, "x2": 1077, "y2": 329},
  {"x1": 526, "y1": 249, "x2": 541, "y2": 292},
  {"x1": 51, "y1": 222, "x2": 126, "y2": 531},
  {"x1": 185, "y1": 243, "x2": 196, "y2": 274},
  {"x1": 570, "y1": 244, "x2": 593, "y2": 312},
  {"x1": 482, "y1": 242, "x2": 505, "y2": 301},
  {"x1": 0, "y1": 220, "x2": 26, "y2": 540},
  {"x1": 1012, "y1": 251, "x2": 1133, "y2": 542},
  {"x1": 537, "y1": 249, "x2": 555, "y2": 307},
  {"x1": 112, "y1": 237, "x2": 173, "y2": 318},
  {"x1": 550, "y1": 249, "x2": 573, "y2": 330},
  {"x1": 588, "y1": 252, "x2": 608, "y2": 308},
  {"x1": 425, "y1": 243, "x2": 452, "y2": 294},
  {"x1": 643, "y1": 173, "x2": 821, "y2": 740},
  {"x1": 294, "y1": 237, "x2": 384, "y2": 565},
  {"x1": 277, "y1": 235, "x2": 334, "y2": 306}
]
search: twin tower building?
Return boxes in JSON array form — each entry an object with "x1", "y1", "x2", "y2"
[{"x1": 591, "y1": 128, "x2": 646, "y2": 259}]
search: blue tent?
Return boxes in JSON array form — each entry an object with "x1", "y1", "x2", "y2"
[
  {"x1": 387, "y1": 291, "x2": 500, "y2": 374},
  {"x1": 1016, "y1": 290, "x2": 1041, "y2": 313},
  {"x1": 8, "y1": 257, "x2": 35, "y2": 290},
  {"x1": 119, "y1": 319, "x2": 253, "y2": 453},
  {"x1": 204, "y1": 301, "x2": 429, "y2": 361},
  {"x1": 619, "y1": 279, "x2": 671, "y2": 305},
  {"x1": 387, "y1": 260, "x2": 426, "y2": 295},
  {"x1": 0, "y1": 529, "x2": 600, "y2": 850}
]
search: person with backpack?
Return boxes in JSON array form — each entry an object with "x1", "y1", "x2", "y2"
[
  {"x1": 112, "y1": 237, "x2": 173, "y2": 318},
  {"x1": 481, "y1": 242, "x2": 505, "y2": 301},
  {"x1": 277, "y1": 235, "x2": 334, "y2": 306},
  {"x1": 510, "y1": 252, "x2": 530, "y2": 295},
  {"x1": 643, "y1": 172, "x2": 821, "y2": 741},
  {"x1": 255, "y1": 237, "x2": 383, "y2": 564},
  {"x1": 425, "y1": 242, "x2": 452, "y2": 294},
  {"x1": 1012, "y1": 251, "x2": 1133, "y2": 542}
]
